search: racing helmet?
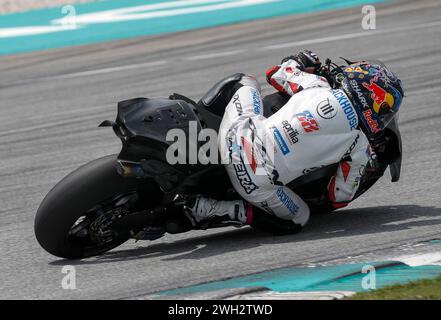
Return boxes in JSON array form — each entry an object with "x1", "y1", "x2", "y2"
[{"x1": 339, "y1": 61, "x2": 404, "y2": 138}]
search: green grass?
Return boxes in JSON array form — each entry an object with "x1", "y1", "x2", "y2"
[{"x1": 349, "y1": 277, "x2": 441, "y2": 300}]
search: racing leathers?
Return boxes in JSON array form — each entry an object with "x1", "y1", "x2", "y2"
[{"x1": 188, "y1": 58, "x2": 373, "y2": 231}]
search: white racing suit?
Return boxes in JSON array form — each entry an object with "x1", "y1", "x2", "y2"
[{"x1": 216, "y1": 59, "x2": 373, "y2": 228}]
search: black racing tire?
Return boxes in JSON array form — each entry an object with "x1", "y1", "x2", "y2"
[{"x1": 34, "y1": 155, "x2": 160, "y2": 259}]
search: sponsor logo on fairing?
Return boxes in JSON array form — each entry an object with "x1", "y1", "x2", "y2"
[
  {"x1": 251, "y1": 89, "x2": 262, "y2": 115},
  {"x1": 363, "y1": 109, "x2": 381, "y2": 133},
  {"x1": 295, "y1": 111, "x2": 319, "y2": 133},
  {"x1": 317, "y1": 98, "x2": 337, "y2": 119},
  {"x1": 349, "y1": 80, "x2": 370, "y2": 110},
  {"x1": 345, "y1": 66, "x2": 370, "y2": 75},
  {"x1": 276, "y1": 187, "x2": 299, "y2": 215},
  {"x1": 332, "y1": 90, "x2": 358, "y2": 130},
  {"x1": 273, "y1": 127, "x2": 290, "y2": 155},
  {"x1": 362, "y1": 76, "x2": 395, "y2": 113},
  {"x1": 281, "y1": 120, "x2": 299, "y2": 144}
]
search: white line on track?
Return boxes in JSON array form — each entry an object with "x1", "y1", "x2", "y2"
[
  {"x1": 0, "y1": 60, "x2": 167, "y2": 88},
  {"x1": 0, "y1": 114, "x2": 104, "y2": 138},
  {"x1": 262, "y1": 20, "x2": 441, "y2": 50},
  {"x1": 325, "y1": 229, "x2": 346, "y2": 234},
  {"x1": 2, "y1": 19, "x2": 441, "y2": 86},
  {"x1": 184, "y1": 49, "x2": 245, "y2": 60},
  {"x1": 48, "y1": 60, "x2": 168, "y2": 80},
  {"x1": 263, "y1": 32, "x2": 374, "y2": 50}
]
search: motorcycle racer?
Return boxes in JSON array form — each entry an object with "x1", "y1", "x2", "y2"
[{"x1": 186, "y1": 50, "x2": 404, "y2": 234}]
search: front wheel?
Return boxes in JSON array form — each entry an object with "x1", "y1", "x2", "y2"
[{"x1": 34, "y1": 155, "x2": 162, "y2": 259}]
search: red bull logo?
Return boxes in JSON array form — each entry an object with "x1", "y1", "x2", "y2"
[
  {"x1": 362, "y1": 109, "x2": 381, "y2": 133},
  {"x1": 362, "y1": 76, "x2": 395, "y2": 113}
]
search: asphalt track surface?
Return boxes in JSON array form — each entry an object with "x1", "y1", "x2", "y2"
[{"x1": 1, "y1": 0, "x2": 441, "y2": 299}]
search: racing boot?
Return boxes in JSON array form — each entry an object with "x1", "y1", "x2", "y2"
[{"x1": 185, "y1": 196, "x2": 253, "y2": 228}]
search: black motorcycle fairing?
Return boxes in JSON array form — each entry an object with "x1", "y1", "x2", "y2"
[
  {"x1": 113, "y1": 97, "x2": 203, "y2": 163},
  {"x1": 104, "y1": 97, "x2": 202, "y2": 189},
  {"x1": 194, "y1": 103, "x2": 223, "y2": 132},
  {"x1": 170, "y1": 92, "x2": 224, "y2": 134},
  {"x1": 384, "y1": 117, "x2": 402, "y2": 182},
  {"x1": 104, "y1": 96, "x2": 230, "y2": 195}
]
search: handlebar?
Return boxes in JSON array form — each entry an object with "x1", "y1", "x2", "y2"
[{"x1": 316, "y1": 58, "x2": 348, "y2": 88}]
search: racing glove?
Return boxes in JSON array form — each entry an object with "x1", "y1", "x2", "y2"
[{"x1": 281, "y1": 50, "x2": 322, "y2": 73}]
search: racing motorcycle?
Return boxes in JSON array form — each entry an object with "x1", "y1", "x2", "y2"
[{"x1": 34, "y1": 58, "x2": 403, "y2": 259}]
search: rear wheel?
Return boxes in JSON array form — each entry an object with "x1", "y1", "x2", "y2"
[{"x1": 34, "y1": 155, "x2": 162, "y2": 259}]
